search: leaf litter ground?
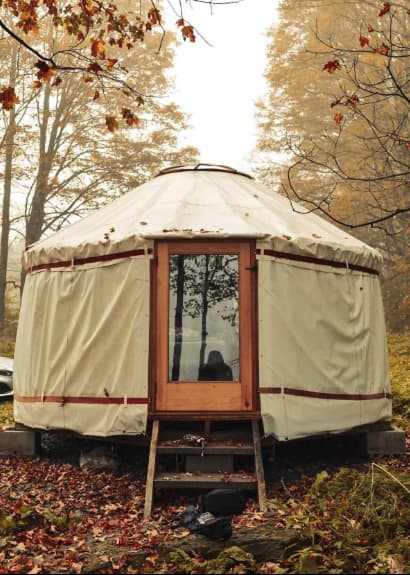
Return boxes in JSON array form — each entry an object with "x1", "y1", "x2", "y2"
[{"x1": 0, "y1": 422, "x2": 408, "y2": 574}]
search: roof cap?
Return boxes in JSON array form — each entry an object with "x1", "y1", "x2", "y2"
[{"x1": 155, "y1": 163, "x2": 254, "y2": 180}]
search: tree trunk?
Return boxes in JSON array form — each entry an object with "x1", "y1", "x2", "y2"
[
  {"x1": 171, "y1": 255, "x2": 185, "y2": 381},
  {"x1": 25, "y1": 84, "x2": 53, "y2": 248},
  {"x1": 0, "y1": 45, "x2": 18, "y2": 328},
  {"x1": 199, "y1": 254, "x2": 210, "y2": 370},
  {"x1": 21, "y1": 85, "x2": 54, "y2": 291}
]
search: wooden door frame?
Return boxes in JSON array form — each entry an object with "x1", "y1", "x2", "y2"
[{"x1": 149, "y1": 239, "x2": 257, "y2": 414}]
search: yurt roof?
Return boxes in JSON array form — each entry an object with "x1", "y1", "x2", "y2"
[{"x1": 24, "y1": 164, "x2": 382, "y2": 270}]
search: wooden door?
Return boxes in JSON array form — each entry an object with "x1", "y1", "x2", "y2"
[{"x1": 154, "y1": 240, "x2": 255, "y2": 412}]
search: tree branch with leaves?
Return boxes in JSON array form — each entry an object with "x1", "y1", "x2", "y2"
[{"x1": 283, "y1": 1, "x2": 409, "y2": 230}]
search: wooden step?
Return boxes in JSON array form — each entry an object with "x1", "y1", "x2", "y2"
[
  {"x1": 157, "y1": 441, "x2": 254, "y2": 455},
  {"x1": 154, "y1": 471, "x2": 258, "y2": 490},
  {"x1": 144, "y1": 418, "x2": 266, "y2": 517}
]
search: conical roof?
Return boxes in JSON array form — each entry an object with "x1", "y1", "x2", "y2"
[{"x1": 24, "y1": 164, "x2": 381, "y2": 270}]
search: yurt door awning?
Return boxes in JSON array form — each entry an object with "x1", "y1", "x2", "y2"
[{"x1": 153, "y1": 240, "x2": 256, "y2": 412}]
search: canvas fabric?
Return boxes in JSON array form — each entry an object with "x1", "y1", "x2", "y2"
[
  {"x1": 257, "y1": 246, "x2": 391, "y2": 440},
  {"x1": 14, "y1": 255, "x2": 151, "y2": 436},
  {"x1": 22, "y1": 171, "x2": 381, "y2": 271}
]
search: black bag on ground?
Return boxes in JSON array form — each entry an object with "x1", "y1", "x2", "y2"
[
  {"x1": 172, "y1": 506, "x2": 232, "y2": 540},
  {"x1": 199, "y1": 488, "x2": 247, "y2": 516},
  {"x1": 197, "y1": 512, "x2": 232, "y2": 540}
]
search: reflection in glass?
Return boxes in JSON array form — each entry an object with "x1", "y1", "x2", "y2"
[{"x1": 169, "y1": 254, "x2": 239, "y2": 382}]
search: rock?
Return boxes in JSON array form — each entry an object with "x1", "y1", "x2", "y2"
[
  {"x1": 79, "y1": 445, "x2": 120, "y2": 471},
  {"x1": 162, "y1": 523, "x2": 304, "y2": 563},
  {"x1": 82, "y1": 522, "x2": 304, "y2": 573}
]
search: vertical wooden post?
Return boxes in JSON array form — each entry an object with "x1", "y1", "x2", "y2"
[
  {"x1": 252, "y1": 420, "x2": 267, "y2": 512},
  {"x1": 144, "y1": 419, "x2": 160, "y2": 519},
  {"x1": 204, "y1": 420, "x2": 211, "y2": 437}
]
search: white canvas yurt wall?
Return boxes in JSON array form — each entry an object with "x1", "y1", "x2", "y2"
[{"x1": 14, "y1": 165, "x2": 392, "y2": 439}]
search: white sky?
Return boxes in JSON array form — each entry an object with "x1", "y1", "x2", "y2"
[{"x1": 163, "y1": 0, "x2": 280, "y2": 174}]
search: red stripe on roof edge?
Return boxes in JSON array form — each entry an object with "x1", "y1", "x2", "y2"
[
  {"x1": 27, "y1": 248, "x2": 153, "y2": 273},
  {"x1": 258, "y1": 388, "x2": 392, "y2": 400},
  {"x1": 256, "y1": 248, "x2": 378, "y2": 275},
  {"x1": 26, "y1": 246, "x2": 378, "y2": 276},
  {"x1": 15, "y1": 396, "x2": 150, "y2": 405}
]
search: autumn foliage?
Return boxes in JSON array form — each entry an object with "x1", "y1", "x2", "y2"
[
  {"x1": 0, "y1": 85, "x2": 19, "y2": 109},
  {"x1": 0, "y1": 0, "x2": 197, "y2": 128}
]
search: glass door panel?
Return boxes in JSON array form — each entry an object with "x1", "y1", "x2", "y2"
[{"x1": 169, "y1": 254, "x2": 239, "y2": 382}]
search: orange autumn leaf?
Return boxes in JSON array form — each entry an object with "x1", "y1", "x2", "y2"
[
  {"x1": 334, "y1": 112, "x2": 344, "y2": 124},
  {"x1": 121, "y1": 108, "x2": 139, "y2": 126},
  {"x1": 125, "y1": 117, "x2": 139, "y2": 126},
  {"x1": 359, "y1": 36, "x2": 369, "y2": 47},
  {"x1": 347, "y1": 94, "x2": 359, "y2": 108},
  {"x1": 0, "y1": 86, "x2": 20, "y2": 110},
  {"x1": 91, "y1": 39, "x2": 106, "y2": 59},
  {"x1": 181, "y1": 25, "x2": 196, "y2": 42},
  {"x1": 323, "y1": 59, "x2": 341, "y2": 74},
  {"x1": 176, "y1": 18, "x2": 185, "y2": 27},
  {"x1": 88, "y1": 62, "x2": 103, "y2": 73},
  {"x1": 379, "y1": 43, "x2": 389, "y2": 55},
  {"x1": 148, "y1": 7, "x2": 161, "y2": 25},
  {"x1": 106, "y1": 58, "x2": 118, "y2": 70},
  {"x1": 373, "y1": 43, "x2": 389, "y2": 56},
  {"x1": 35, "y1": 61, "x2": 55, "y2": 83},
  {"x1": 17, "y1": 9, "x2": 39, "y2": 34},
  {"x1": 378, "y1": 2, "x2": 391, "y2": 17},
  {"x1": 105, "y1": 115, "x2": 119, "y2": 132}
]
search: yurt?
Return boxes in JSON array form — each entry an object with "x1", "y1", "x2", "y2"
[{"x1": 14, "y1": 164, "x2": 392, "y2": 442}]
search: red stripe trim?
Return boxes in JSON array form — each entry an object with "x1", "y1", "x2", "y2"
[
  {"x1": 256, "y1": 248, "x2": 378, "y2": 276},
  {"x1": 15, "y1": 396, "x2": 149, "y2": 405},
  {"x1": 27, "y1": 248, "x2": 153, "y2": 273},
  {"x1": 258, "y1": 388, "x2": 392, "y2": 400}
]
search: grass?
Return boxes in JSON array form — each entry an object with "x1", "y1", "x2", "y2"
[{"x1": 387, "y1": 330, "x2": 410, "y2": 432}]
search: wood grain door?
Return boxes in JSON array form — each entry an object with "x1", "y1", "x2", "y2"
[{"x1": 154, "y1": 240, "x2": 255, "y2": 412}]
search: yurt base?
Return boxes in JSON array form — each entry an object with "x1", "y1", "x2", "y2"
[{"x1": 8, "y1": 418, "x2": 405, "y2": 518}]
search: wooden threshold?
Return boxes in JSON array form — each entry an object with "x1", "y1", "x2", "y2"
[{"x1": 149, "y1": 411, "x2": 262, "y2": 421}]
